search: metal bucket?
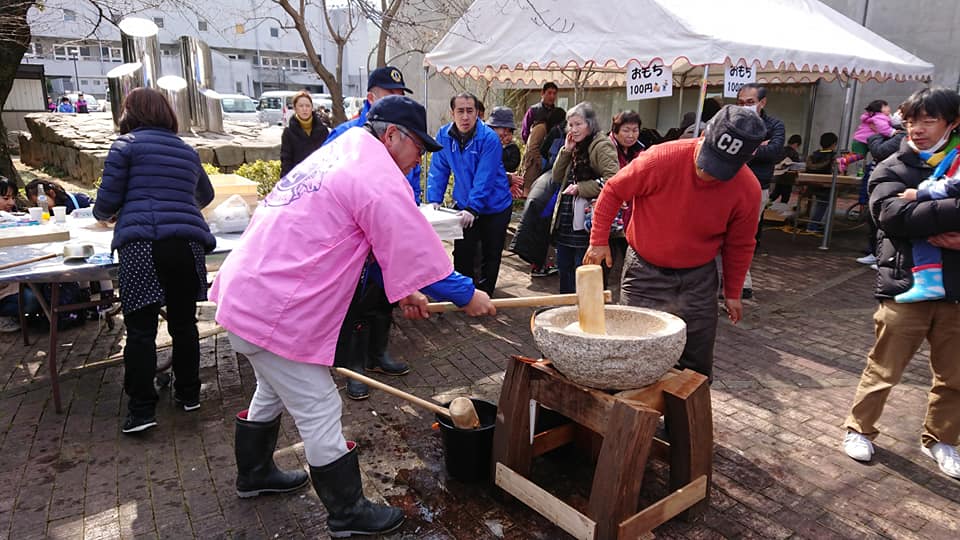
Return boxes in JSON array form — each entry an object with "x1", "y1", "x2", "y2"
[{"x1": 435, "y1": 398, "x2": 497, "y2": 482}]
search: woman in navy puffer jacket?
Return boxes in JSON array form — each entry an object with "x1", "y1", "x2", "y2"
[{"x1": 94, "y1": 87, "x2": 216, "y2": 435}]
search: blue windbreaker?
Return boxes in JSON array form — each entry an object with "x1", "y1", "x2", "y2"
[{"x1": 426, "y1": 121, "x2": 512, "y2": 215}]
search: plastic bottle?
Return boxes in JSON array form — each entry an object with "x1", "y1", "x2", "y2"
[{"x1": 37, "y1": 183, "x2": 50, "y2": 221}]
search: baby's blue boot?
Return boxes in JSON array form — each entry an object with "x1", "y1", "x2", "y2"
[{"x1": 895, "y1": 265, "x2": 946, "y2": 303}]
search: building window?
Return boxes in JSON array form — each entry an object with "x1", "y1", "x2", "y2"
[
  {"x1": 80, "y1": 79, "x2": 89, "y2": 86},
  {"x1": 198, "y1": 20, "x2": 208, "y2": 32},
  {"x1": 270, "y1": 27, "x2": 279, "y2": 38},
  {"x1": 25, "y1": 43, "x2": 43, "y2": 57},
  {"x1": 63, "y1": 9, "x2": 77, "y2": 22},
  {"x1": 54, "y1": 45, "x2": 85, "y2": 60},
  {"x1": 236, "y1": 82, "x2": 243, "y2": 93},
  {"x1": 94, "y1": 80, "x2": 102, "y2": 86},
  {"x1": 100, "y1": 46, "x2": 123, "y2": 62},
  {"x1": 153, "y1": 17, "x2": 164, "y2": 28},
  {"x1": 227, "y1": 54, "x2": 238, "y2": 60}
]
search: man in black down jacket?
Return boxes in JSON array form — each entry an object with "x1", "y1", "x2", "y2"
[
  {"x1": 842, "y1": 87, "x2": 960, "y2": 480},
  {"x1": 736, "y1": 83, "x2": 784, "y2": 298}
]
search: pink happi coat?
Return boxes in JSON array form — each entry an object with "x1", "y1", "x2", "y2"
[{"x1": 210, "y1": 127, "x2": 451, "y2": 365}]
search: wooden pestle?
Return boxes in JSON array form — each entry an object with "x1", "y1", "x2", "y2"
[
  {"x1": 334, "y1": 368, "x2": 481, "y2": 429},
  {"x1": 576, "y1": 265, "x2": 606, "y2": 334}
]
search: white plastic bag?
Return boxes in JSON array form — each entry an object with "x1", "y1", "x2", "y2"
[{"x1": 210, "y1": 194, "x2": 251, "y2": 233}]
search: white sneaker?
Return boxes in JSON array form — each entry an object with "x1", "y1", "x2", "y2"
[
  {"x1": 856, "y1": 254, "x2": 878, "y2": 265},
  {"x1": 0, "y1": 317, "x2": 20, "y2": 333},
  {"x1": 843, "y1": 431, "x2": 875, "y2": 462},
  {"x1": 921, "y1": 442, "x2": 960, "y2": 479},
  {"x1": 870, "y1": 264, "x2": 878, "y2": 271}
]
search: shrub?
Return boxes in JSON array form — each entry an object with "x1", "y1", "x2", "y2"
[
  {"x1": 202, "y1": 163, "x2": 221, "y2": 176},
  {"x1": 236, "y1": 160, "x2": 282, "y2": 198}
]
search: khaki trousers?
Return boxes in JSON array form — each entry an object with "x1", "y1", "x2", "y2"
[{"x1": 844, "y1": 300, "x2": 960, "y2": 447}]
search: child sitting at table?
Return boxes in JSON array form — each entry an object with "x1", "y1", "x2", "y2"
[
  {"x1": 895, "y1": 147, "x2": 960, "y2": 302},
  {"x1": 24, "y1": 179, "x2": 93, "y2": 214},
  {"x1": 802, "y1": 132, "x2": 839, "y2": 232}
]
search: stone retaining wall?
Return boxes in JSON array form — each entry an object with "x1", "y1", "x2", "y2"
[{"x1": 18, "y1": 113, "x2": 282, "y2": 186}]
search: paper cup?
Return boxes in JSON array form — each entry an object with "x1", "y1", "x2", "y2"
[
  {"x1": 28, "y1": 207, "x2": 43, "y2": 222},
  {"x1": 52, "y1": 206, "x2": 67, "y2": 223}
]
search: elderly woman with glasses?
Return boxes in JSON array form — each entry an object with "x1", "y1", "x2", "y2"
[{"x1": 548, "y1": 102, "x2": 620, "y2": 293}]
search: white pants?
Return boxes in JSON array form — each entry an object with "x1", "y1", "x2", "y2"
[
  {"x1": 229, "y1": 332, "x2": 348, "y2": 467},
  {"x1": 717, "y1": 187, "x2": 767, "y2": 292}
]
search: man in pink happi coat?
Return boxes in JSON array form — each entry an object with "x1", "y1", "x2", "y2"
[{"x1": 211, "y1": 96, "x2": 495, "y2": 537}]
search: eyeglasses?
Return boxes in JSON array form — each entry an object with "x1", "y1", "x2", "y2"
[
  {"x1": 396, "y1": 125, "x2": 427, "y2": 156},
  {"x1": 904, "y1": 118, "x2": 943, "y2": 128}
]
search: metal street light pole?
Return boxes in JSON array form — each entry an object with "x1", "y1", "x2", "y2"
[{"x1": 70, "y1": 53, "x2": 80, "y2": 93}]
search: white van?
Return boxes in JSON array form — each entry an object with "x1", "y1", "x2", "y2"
[
  {"x1": 220, "y1": 94, "x2": 260, "y2": 123},
  {"x1": 257, "y1": 90, "x2": 299, "y2": 126}
]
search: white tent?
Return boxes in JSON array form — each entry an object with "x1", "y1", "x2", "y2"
[
  {"x1": 425, "y1": 0, "x2": 933, "y2": 87},
  {"x1": 424, "y1": 0, "x2": 934, "y2": 248}
]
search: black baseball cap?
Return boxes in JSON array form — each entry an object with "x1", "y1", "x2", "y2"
[
  {"x1": 696, "y1": 105, "x2": 766, "y2": 181},
  {"x1": 367, "y1": 66, "x2": 412, "y2": 93},
  {"x1": 368, "y1": 95, "x2": 442, "y2": 152}
]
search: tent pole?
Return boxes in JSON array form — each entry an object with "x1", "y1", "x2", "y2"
[
  {"x1": 821, "y1": 78, "x2": 856, "y2": 250},
  {"x1": 692, "y1": 66, "x2": 709, "y2": 138},
  {"x1": 678, "y1": 73, "x2": 685, "y2": 122},
  {"x1": 802, "y1": 82, "x2": 818, "y2": 157}
]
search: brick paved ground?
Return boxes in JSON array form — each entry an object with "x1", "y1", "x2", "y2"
[{"x1": 1, "y1": 226, "x2": 959, "y2": 539}]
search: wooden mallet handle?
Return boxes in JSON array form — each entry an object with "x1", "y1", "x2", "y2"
[
  {"x1": 334, "y1": 367, "x2": 480, "y2": 429},
  {"x1": 426, "y1": 291, "x2": 612, "y2": 313},
  {"x1": 0, "y1": 252, "x2": 58, "y2": 271}
]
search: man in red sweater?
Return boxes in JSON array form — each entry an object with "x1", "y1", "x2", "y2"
[{"x1": 584, "y1": 105, "x2": 765, "y2": 379}]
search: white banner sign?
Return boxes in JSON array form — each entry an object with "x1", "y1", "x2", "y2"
[
  {"x1": 626, "y1": 60, "x2": 672, "y2": 101},
  {"x1": 723, "y1": 64, "x2": 756, "y2": 98}
]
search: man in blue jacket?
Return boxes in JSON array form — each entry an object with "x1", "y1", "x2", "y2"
[
  {"x1": 427, "y1": 92, "x2": 513, "y2": 296},
  {"x1": 325, "y1": 66, "x2": 423, "y2": 203}
]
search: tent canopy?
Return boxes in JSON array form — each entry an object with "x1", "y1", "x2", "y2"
[{"x1": 425, "y1": 0, "x2": 934, "y2": 88}]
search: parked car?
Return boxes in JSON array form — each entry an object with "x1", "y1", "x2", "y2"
[
  {"x1": 257, "y1": 90, "x2": 299, "y2": 126},
  {"x1": 220, "y1": 94, "x2": 260, "y2": 123},
  {"x1": 65, "y1": 93, "x2": 102, "y2": 112},
  {"x1": 343, "y1": 96, "x2": 364, "y2": 119}
]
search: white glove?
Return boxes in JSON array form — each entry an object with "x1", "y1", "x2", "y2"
[
  {"x1": 458, "y1": 210, "x2": 476, "y2": 229},
  {"x1": 429, "y1": 202, "x2": 441, "y2": 210}
]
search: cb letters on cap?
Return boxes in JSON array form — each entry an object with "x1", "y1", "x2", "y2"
[{"x1": 716, "y1": 133, "x2": 744, "y2": 156}]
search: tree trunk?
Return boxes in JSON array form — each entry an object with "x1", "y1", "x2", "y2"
[
  {"x1": 0, "y1": 1, "x2": 32, "y2": 188},
  {"x1": 376, "y1": 0, "x2": 403, "y2": 68}
]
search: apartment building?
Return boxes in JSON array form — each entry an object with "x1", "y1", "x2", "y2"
[{"x1": 23, "y1": 1, "x2": 370, "y2": 100}]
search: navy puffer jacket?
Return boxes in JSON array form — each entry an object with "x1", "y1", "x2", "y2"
[{"x1": 94, "y1": 127, "x2": 216, "y2": 252}]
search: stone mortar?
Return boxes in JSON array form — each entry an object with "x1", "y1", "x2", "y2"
[{"x1": 531, "y1": 305, "x2": 687, "y2": 390}]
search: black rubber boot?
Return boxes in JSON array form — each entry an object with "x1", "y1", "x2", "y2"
[
  {"x1": 335, "y1": 321, "x2": 370, "y2": 400},
  {"x1": 365, "y1": 311, "x2": 409, "y2": 376},
  {"x1": 310, "y1": 443, "x2": 404, "y2": 538},
  {"x1": 235, "y1": 410, "x2": 310, "y2": 498}
]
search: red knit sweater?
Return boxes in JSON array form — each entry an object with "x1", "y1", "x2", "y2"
[{"x1": 589, "y1": 138, "x2": 761, "y2": 298}]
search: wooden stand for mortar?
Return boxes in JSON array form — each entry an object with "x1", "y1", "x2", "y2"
[{"x1": 492, "y1": 355, "x2": 712, "y2": 540}]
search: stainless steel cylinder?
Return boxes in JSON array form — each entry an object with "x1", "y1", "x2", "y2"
[
  {"x1": 119, "y1": 17, "x2": 161, "y2": 88},
  {"x1": 157, "y1": 76, "x2": 192, "y2": 136},
  {"x1": 179, "y1": 36, "x2": 223, "y2": 133},
  {"x1": 106, "y1": 62, "x2": 143, "y2": 130}
]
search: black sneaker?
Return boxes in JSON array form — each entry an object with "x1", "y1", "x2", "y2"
[
  {"x1": 741, "y1": 288, "x2": 754, "y2": 300},
  {"x1": 174, "y1": 394, "x2": 201, "y2": 412},
  {"x1": 122, "y1": 414, "x2": 157, "y2": 434},
  {"x1": 531, "y1": 265, "x2": 558, "y2": 278}
]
